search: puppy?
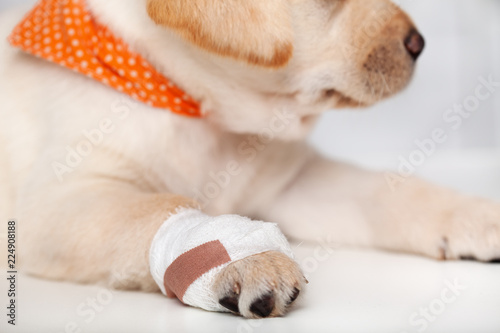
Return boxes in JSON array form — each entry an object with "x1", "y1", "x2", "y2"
[{"x1": 0, "y1": 0, "x2": 499, "y2": 319}]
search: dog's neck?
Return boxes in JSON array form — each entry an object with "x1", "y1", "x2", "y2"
[{"x1": 85, "y1": 0, "x2": 317, "y2": 140}]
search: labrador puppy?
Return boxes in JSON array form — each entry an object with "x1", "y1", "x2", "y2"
[{"x1": 1, "y1": 0, "x2": 499, "y2": 319}]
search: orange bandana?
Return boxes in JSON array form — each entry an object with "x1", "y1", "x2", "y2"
[{"x1": 8, "y1": 0, "x2": 202, "y2": 118}]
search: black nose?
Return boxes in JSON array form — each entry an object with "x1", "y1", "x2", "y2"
[{"x1": 404, "y1": 30, "x2": 425, "y2": 60}]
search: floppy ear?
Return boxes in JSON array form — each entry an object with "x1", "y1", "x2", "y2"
[{"x1": 146, "y1": 0, "x2": 294, "y2": 68}]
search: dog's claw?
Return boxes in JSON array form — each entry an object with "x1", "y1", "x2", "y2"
[
  {"x1": 250, "y1": 292, "x2": 275, "y2": 318},
  {"x1": 233, "y1": 282, "x2": 241, "y2": 295}
]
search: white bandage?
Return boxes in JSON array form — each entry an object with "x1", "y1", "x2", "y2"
[{"x1": 149, "y1": 209, "x2": 295, "y2": 312}]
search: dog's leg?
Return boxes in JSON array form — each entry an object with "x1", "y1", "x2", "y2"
[
  {"x1": 19, "y1": 182, "x2": 196, "y2": 291},
  {"x1": 255, "y1": 153, "x2": 500, "y2": 262},
  {"x1": 19, "y1": 179, "x2": 304, "y2": 318}
]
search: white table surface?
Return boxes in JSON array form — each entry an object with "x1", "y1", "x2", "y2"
[
  {"x1": 2, "y1": 248, "x2": 500, "y2": 333},
  {"x1": 2, "y1": 151, "x2": 500, "y2": 333}
]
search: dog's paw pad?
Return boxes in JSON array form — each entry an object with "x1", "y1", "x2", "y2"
[
  {"x1": 219, "y1": 295, "x2": 240, "y2": 313},
  {"x1": 213, "y1": 251, "x2": 305, "y2": 318},
  {"x1": 287, "y1": 287, "x2": 300, "y2": 305},
  {"x1": 459, "y1": 255, "x2": 500, "y2": 264},
  {"x1": 249, "y1": 292, "x2": 275, "y2": 318}
]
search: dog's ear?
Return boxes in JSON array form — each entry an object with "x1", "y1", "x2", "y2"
[{"x1": 146, "y1": 0, "x2": 293, "y2": 68}]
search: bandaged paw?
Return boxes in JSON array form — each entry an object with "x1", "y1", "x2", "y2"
[{"x1": 149, "y1": 209, "x2": 295, "y2": 311}]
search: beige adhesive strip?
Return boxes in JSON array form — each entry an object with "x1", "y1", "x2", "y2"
[{"x1": 164, "y1": 240, "x2": 231, "y2": 300}]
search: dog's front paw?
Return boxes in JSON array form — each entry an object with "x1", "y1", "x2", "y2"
[
  {"x1": 436, "y1": 199, "x2": 500, "y2": 262},
  {"x1": 213, "y1": 251, "x2": 306, "y2": 318}
]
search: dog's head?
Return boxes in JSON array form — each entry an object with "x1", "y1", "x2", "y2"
[{"x1": 146, "y1": 0, "x2": 424, "y2": 137}]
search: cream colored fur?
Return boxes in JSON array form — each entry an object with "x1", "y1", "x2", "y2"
[{"x1": 0, "y1": 0, "x2": 499, "y2": 318}]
